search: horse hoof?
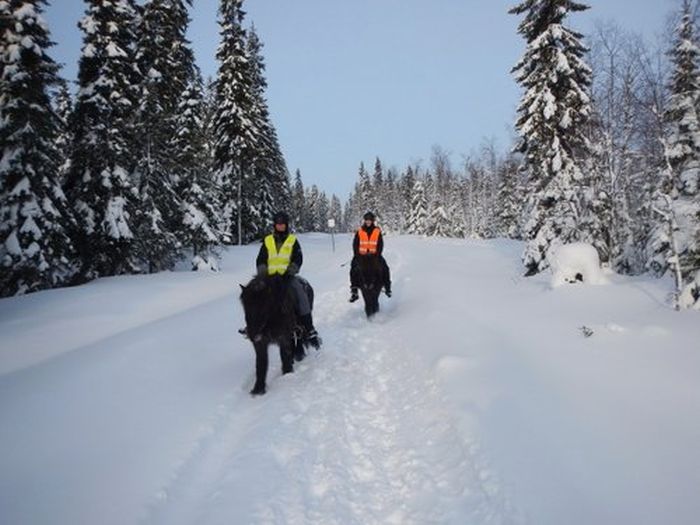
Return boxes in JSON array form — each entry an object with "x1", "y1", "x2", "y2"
[
  {"x1": 250, "y1": 385, "x2": 266, "y2": 396},
  {"x1": 282, "y1": 366, "x2": 294, "y2": 375}
]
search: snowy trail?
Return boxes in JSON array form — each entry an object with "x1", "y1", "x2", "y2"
[
  {"x1": 143, "y1": 249, "x2": 517, "y2": 525},
  {"x1": 2, "y1": 234, "x2": 698, "y2": 525}
]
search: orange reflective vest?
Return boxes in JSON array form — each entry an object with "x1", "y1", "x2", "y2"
[{"x1": 357, "y1": 227, "x2": 381, "y2": 255}]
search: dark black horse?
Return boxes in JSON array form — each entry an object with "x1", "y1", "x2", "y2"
[
  {"x1": 239, "y1": 274, "x2": 313, "y2": 395},
  {"x1": 354, "y1": 255, "x2": 385, "y2": 317}
]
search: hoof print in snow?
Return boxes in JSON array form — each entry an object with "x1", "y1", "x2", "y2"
[{"x1": 579, "y1": 325, "x2": 594, "y2": 338}]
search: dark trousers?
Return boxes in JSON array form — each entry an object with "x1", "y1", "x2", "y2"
[{"x1": 350, "y1": 255, "x2": 391, "y2": 289}]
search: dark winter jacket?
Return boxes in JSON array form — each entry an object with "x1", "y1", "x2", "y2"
[
  {"x1": 256, "y1": 231, "x2": 303, "y2": 275},
  {"x1": 352, "y1": 225, "x2": 384, "y2": 257}
]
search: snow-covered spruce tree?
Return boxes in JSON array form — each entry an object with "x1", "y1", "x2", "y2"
[
  {"x1": 52, "y1": 79, "x2": 73, "y2": 185},
  {"x1": 0, "y1": 0, "x2": 78, "y2": 296},
  {"x1": 648, "y1": 0, "x2": 700, "y2": 308},
  {"x1": 371, "y1": 157, "x2": 383, "y2": 217},
  {"x1": 493, "y1": 154, "x2": 523, "y2": 239},
  {"x1": 172, "y1": 73, "x2": 223, "y2": 270},
  {"x1": 316, "y1": 191, "x2": 330, "y2": 232},
  {"x1": 329, "y1": 194, "x2": 342, "y2": 229},
  {"x1": 356, "y1": 161, "x2": 372, "y2": 215},
  {"x1": 63, "y1": 0, "x2": 141, "y2": 278},
  {"x1": 133, "y1": 0, "x2": 197, "y2": 272},
  {"x1": 245, "y1": 25, "x2": 288, "y2": 238},
  {"x1": 510, "y1": 0, "x2": 595, "y2": 275},
  {"x1": 399, "y1": 165, "x2": 417, "y2": 232},
  {"x1": 383, "y1": 168, "x2": 401, "y2": 232},
  {"x1": 304, "y1": 185, "x2": 320, "y2": 231},
  {"x1": 291, "y1": 169, "x2": 305, "y2": 232},
  {"x1": 213, "y1": 0, "x2": 258, "y2": 245},
  {"x1": 405, "y1": 178, "x2": 429, "y2": 235}
]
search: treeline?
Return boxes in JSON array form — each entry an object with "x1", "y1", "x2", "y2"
[
  {"x1": 1, "y1": 0, "x2": 292, "y2": 297},
  {"x1": 347, "y1": 0, "x2": 699, "y2": 309}
]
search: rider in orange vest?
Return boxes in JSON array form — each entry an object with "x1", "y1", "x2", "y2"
[{"x1": 349, "y1": 211, "x2": 392, "y2": 302}]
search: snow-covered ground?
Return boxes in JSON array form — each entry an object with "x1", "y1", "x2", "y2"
[{"x1": 1, "y1": 234, "x2": 699, "y2": 525}]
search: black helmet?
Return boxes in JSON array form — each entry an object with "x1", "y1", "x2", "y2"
[
  {"x1": 363, "y1": 211, "x2": 376, "y2": 221},
  {"x1": 273, "y1": 211, "x2": 289, "y2": 226}
]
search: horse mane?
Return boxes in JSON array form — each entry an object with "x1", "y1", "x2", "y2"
[{"x1": 240, "y1": 275, "x2": 296, "y2": 341}]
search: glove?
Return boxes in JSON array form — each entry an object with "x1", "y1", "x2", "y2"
[{"x1": 285, "y1": 263, "x2": 299, "y2": 276}]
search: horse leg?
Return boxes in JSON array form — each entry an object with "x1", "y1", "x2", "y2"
[
  {"x1": 294, "y1": 331, "x2": 306, "y2": 362},
  {"x1": 280, "y1": 339, "x2": 294, "y2": 375},
  {"x1": 363, "y1": 287, "x2": 380, "y2": 317},
  {"x1": 372, "y1": 291, "x2": 380, "y2": 316},
  {"x1": 251, "y1": 340, "x2": 268, "y2": 395}
]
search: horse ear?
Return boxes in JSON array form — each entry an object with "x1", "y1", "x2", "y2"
[{"x1": 240, "y1": 284, "x2": 246, "y2": 291}]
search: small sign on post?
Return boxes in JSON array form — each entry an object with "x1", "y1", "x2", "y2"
[{"x1": 328, "y1": 219, "x2": 336, "y2": 252}]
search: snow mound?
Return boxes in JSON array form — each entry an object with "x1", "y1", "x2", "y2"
[
  {"x1": 191, "y1": 254, "x2": 219, "y2": 272},
  {"x1": 547, "y1": 242, "x2": 608, "y2": 287}
]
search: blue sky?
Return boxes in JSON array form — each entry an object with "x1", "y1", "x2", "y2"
[{"x1": 45, "y1": 0, "x2": 676, "y2": 199}]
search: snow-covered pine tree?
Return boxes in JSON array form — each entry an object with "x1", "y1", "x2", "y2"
[
  {"x1": 213, "y1": 0, "x2": 258, "y2": 245},
  {"x1": 343, "y1": 191, "x2": 357, "y2": 232},
  {"x1": 316, "y1": 191, "x2": 329, "y2": 232},
  {"x1": 428, "y1": 204, "x2": 452, "y2": 237},
  {"x1": 356, "y1": 162, "x2": 372, "y2": 215},
  {"x1": 172, "y1": 72, "x2": 223, "y2": 270},
  {"x1": 305, "y1": 185, "x2": 320, "y2": 232},
  {"x1": 493, "y1": 154, "x2": 523, "y2": 239},
  {"x1": 329, "y1": 194, "x2": 342, "y2": 230},
  {"x1": 510, "y1": 0, "x2": 594, "y2": 276},
  {"x1": 462, "y1": 160, "x2": 483, "y2": 238},
  {"x1": 133, "y1": 0, "x2": 197, "y2": 271},
  {"x1": 0, "y1": 0, "x2": 77, "y2": 296},
  {"x1": 291, "y1": 169, "x2": 305, "y2": 232},
  {"x1": 648, "y1": 0, "x2": 700, "y2": 308},
  {"x1": 63, "y1": 0, "x2": 141, "y2": 278},
  {"x1": 399, "y1": 165, "x2": 417, "y2": 232},
  {"x1": 245, "y1": 25, "x2": 286, "y2": 238},
  {"x1": 371, "y1": 157, "x2": 383, "y2": 217},
  {"x1": 52, "y1": 79, "x2": 73, "y2": 185},
  {"x1": 405, "y1": 178, "x2": 429, "y2": 235},
  {"x1": 383, "y1": 168, "x2": 400, "y2": 232}
]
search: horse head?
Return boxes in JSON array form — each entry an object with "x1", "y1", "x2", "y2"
[{"x1": 240, "y1": 275, "x2": 296, "y2": 342}]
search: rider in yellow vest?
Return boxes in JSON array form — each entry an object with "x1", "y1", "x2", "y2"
[
  {"x1": 349, "y1": 211, "x2": 392, "y2": 302},
  {"x1": 253, "y1": 211, "x2": 320, "y2": 348}
]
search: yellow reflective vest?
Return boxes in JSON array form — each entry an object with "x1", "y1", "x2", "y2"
[{"x1": 265, "y1": 234, "x2": 297, "y2": 275}]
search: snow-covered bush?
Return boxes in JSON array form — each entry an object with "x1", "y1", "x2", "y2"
[
  {"x1": 191, "y1": 254, "x2": 219, "y2": 272},
  {"x1": 547, "y1": 242, "x2": 608, "y2": 287}
]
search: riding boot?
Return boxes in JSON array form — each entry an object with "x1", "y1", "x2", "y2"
[
  {"x1": 349, "y1": 286, "x2": 359, "y2": 302},
  {"x1": 300, "y1": 313, "x2": 321, "y2": 349}
]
